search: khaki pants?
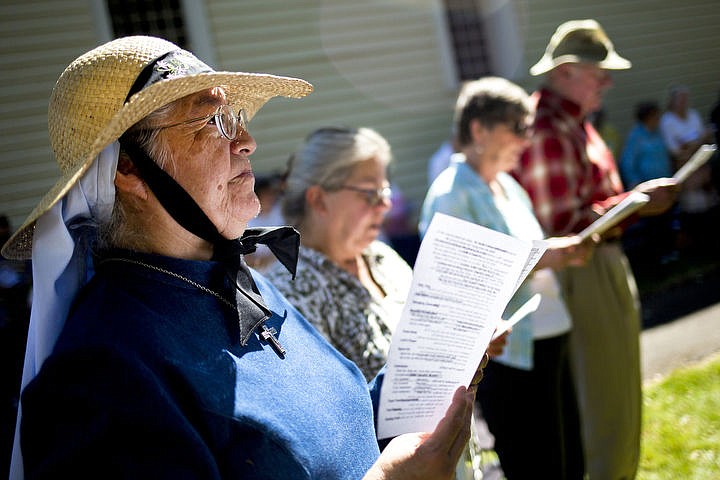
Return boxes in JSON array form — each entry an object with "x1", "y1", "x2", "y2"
[{"x1": 558, "y1": 242, "x2": 642, "y2": 480}]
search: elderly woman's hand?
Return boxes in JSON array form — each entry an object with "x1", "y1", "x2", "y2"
[{"x1": 363, "y1": 386, "x2": 474, "y2": 480}]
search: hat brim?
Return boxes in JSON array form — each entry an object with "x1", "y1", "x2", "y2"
[
  {"x1": 530, "y1": 51, "x2": 631, "y2": 76},
  {"x1": 1, "y1": 71, "x2": 313, "y2": 260}
]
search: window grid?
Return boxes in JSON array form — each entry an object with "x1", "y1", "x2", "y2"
[
  {"x1": 107, "y1": 0, "x2": 188, "y2": 49},
  {"x1": 443, "y1": 0, "x2": 491, "y2": 80}
]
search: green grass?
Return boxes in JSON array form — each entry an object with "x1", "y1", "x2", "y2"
[{"x1": 638, "y1": 352, "x2": 720, "y2": 479}]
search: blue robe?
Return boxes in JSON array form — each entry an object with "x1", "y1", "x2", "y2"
[{"x1": 20, "y1": 249, "x2": 381, "y2": 479}]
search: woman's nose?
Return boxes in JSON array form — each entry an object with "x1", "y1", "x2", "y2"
[
  {"x1": 231, "y1": 130, "x2": 257, "y2": 155},
  {"x1": 378, "y1": 196, "x2": 393, "y2": 211}
]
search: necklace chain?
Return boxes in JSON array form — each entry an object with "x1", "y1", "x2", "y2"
[
  {"x1": 99, "y1": 256, "x2": 288, "y2": 358},
  {"x1": 100, "y1": 257, "x2": 237, "y2": 311}
]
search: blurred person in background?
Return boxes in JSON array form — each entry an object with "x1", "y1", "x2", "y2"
[
  {"x1": 420, "y1": 76, "x2": 594, "y2": 480},
  {"x1": 659, "y1": 84, "x2": 719, "y2": 253},
  {"x1": 620, "y1": 101, "x2": 672, "y2": 188},
  {"x1": 620, "y1": 101, "x2": 679, "y2": 264},
  {"x1": 659, "y1": 84, "x2": 717, "y2": 214},
  {"x1": 513, "y1": 20, "x2": 677, "y2": 480}
]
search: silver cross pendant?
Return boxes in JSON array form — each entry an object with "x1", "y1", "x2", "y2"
[{"x1": 259, "y1": 324, "x2": 286, "y2": 359}]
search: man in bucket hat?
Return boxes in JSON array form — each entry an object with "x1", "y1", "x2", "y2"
[
  {"x1": 4, "y1": 36, "x2": 482, "y2": 479},
  {"x1": 511, "y1": 19, "x2": 677, "y2": 480}
]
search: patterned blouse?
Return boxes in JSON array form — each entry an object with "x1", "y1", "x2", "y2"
[
  {"x1": 265, "y1": 240, "x2": 413, "y2": 380},
  {"x1": 513, "y1": 87, "x2": 627, "y2": 237}
]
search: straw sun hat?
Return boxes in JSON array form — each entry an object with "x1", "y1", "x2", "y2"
[
  {"x1": 1, "y1": 35, "x2": 313, "y2": 260},
  {"x1": 530, "y1": 19, "x2": 631, "y2": 76}
]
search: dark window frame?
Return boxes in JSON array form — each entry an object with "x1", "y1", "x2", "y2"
[
  {"x1": 442, "y1": 0, "x2": 492, "y2": 81},
  {"x1": 106, "y1": 0, "x2": 188, "y2": 48}
]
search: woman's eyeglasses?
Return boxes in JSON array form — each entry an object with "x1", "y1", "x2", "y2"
[
  {"x1": 509, "y1": 120, "x2": 532, "y2": 138},
  {"x1": 158, "y1": 104, "x2": 248, "y2": 141},
  {"x1": 338, "y1": 185, "x2": 392, "y2": 207}
]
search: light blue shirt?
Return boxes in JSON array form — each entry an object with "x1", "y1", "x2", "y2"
[
  {"x1": 620, "y1": 123, "x2": 672, "y2": 188},
  {"x1": 419, "y1": 155, "x2": 543, "y2": 370}
]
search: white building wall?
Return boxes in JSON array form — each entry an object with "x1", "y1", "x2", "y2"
[
  {"x1": 1, "y1": 0, "x2": 719, "y2": 232},
  {"x1": 206, "y1": 0, "x2": 458, "y2": 212},
  {"x1": 0, "y1": 0, "x2": 98, "y2": 230}
]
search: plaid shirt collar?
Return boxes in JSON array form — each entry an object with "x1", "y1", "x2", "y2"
[{"x1": 536, "y1": 86, "x2": 585, "y2": 125}]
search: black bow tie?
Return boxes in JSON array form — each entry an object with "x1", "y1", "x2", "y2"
[
  {"x1": 213, "y1": 226, "x2": 299, "y2": 358},
  {"x1": 216, "y1": 226, "x2": 300, "y2": 279}
]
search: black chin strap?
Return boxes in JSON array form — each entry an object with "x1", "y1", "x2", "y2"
[
  {"x1": 117, "y1": 135, "x2": 299, "y2": 278},
  {"x1": 118, "y1": 136, "x2": 299, "y2": 357}
]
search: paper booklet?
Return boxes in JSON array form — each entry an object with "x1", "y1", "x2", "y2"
[
  {"x1": 377, "y1": 213, "x2": 547, "y2": 439},
  {"x1": 576, "y1": 143, "x2": 718, "y2": 242},
  {"x1": 492, "y1": 293, "x2": 541, "y2": 341},
  {"x1": 672, "y1": 144, "x2": 717, "y2": 184},
  {"x1": 577, "y1": 190, "x2": 650, "y2": 241}
]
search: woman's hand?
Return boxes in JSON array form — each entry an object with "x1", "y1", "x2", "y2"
[
  {"x1": 538, "y1": 235, "x2": 595, "y2": 270},
  {"x1": 363, "y1": 386, "x2": 475, "y2": 480},
  {"x1": 487, "y1": 330, "x2": 509, "y2": 358}
]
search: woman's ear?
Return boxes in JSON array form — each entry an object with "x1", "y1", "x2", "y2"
[
  {"x1": 305, "y1": 185, "x2": 328, "y2": 215},
  {"x1": 469, "y1": 118, "x2": 489, "y2": 144},
  {"x1": 114, "y1": 152, "x2": 148, "y2": 200}
]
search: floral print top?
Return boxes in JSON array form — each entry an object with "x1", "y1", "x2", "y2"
[{"x1": 265, "y1": 240, "x2": 413, "y2": 380}]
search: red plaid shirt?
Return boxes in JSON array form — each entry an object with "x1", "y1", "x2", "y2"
[{"x1": 512, "y1": 87, "x2": 629, "y2": 236}]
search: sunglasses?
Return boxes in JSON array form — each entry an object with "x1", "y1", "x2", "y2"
[
  {"x1": 158, "y1": 104, "x2": 248, "y2": 141},
  {"x1": 338, "y1": 185, "x2": 392, "y2": 207}
]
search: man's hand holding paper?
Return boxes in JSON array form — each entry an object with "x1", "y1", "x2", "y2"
[{"x1": 634, "y1": 177, "x2": 678, "y2": 217}]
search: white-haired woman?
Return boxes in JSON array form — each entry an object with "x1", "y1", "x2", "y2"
[{"x1": 266, "y1": 127, "x2": 410, "y2": 378}]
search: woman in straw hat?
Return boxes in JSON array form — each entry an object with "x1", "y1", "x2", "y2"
[{"x1": 3, "y1": 36, "x2": 482, "y2": 479}]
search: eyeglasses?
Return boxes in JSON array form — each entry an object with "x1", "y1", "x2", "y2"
[
  {"x1": 158, "y1": 104, "x2": 248, "y2": 141},
  {"x1": 339, "y1": 185, "x2": 392, "y2": 207},
  {"x1": 508, "y1": 120, "x2": 532, "y2": 138}
]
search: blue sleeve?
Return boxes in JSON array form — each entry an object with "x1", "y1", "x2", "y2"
[
  {"x1": 619, "y1": 129, "x2": 640, "y2": 188},
  {"x1": 367, "y1": 366, "x2": 393, "y2": 450}
]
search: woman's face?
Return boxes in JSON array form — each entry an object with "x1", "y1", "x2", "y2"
[
  {"x1": 479, "y1": 118, "x2": 531, "y2": 174},
  {"x1": 322, "y1": 156, "x2": 392, "y2": 256},
  {"x1": 159, "y1": 87, "x2": 259, "y2": 240}
]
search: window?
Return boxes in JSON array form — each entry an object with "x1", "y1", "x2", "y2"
[
  {"x1": 442, "y1": 0, "x2": 491, "y2": 81},
  {"x1": 106, "y1": 0, "x2": 188, "y2": 48}
]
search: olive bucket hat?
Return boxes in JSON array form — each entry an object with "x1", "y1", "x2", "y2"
[
  {"x1": 1, "y1": 35, "x2": 313, "y2": 259},
  {"x1": 530, "y1": 19, "x2": 631, "y2": 76}
]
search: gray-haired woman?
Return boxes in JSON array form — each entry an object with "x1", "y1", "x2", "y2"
[
  {"x1": 266, "y1": 126, "x2": 507, "y2": 479},
  {"x1": 267, "y1": 127, "x2": 408, "y2": 379}
]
